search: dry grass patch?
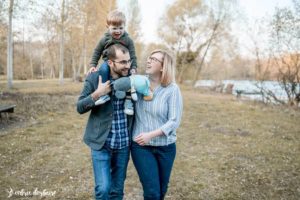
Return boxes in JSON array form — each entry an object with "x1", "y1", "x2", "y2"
[{"x1": 0, "y1": 81, "x2": 299, "y2": 200}]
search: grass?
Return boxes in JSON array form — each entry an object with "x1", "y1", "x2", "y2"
[{"x1": 0, "y1": 79, "x2": 299, "y2": 199}]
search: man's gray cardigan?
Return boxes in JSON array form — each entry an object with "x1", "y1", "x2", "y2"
[{"x1": 77, "y1": 72, "x2": 134, "y2": 150}]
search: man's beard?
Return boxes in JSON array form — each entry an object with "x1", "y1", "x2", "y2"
[{"x1": 113, "y1": 63, "x2": 128, "y2": 77}]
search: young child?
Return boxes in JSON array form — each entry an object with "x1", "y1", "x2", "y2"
[{"x1": 88, "y1": 10, "x2": 137, "y2": 115}]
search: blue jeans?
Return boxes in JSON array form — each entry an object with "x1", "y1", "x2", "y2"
[
  {"x1": 91, "y1": 145, "x2": 130, "y2": 200},
  {"x1": 98, "y1": 61, "x2": 110, "y2": 83},
  {"x1": 131, "y1": 142, "x2": 176, "y2": 200}
]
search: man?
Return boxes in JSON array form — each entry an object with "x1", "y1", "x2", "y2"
[{"x1": 77, "y1": 44, "x2": 133, "y2": 200}]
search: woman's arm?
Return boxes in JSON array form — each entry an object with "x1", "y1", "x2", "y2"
[{"x1": 160, "y1": 85, "x2": 183, "y2": 136}]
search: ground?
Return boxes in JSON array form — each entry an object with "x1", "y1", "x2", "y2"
[{"x1": 0, "y1": 79, "x2": 299, "y2": 200}]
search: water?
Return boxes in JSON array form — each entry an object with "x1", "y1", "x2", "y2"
[{"x1": 195, "y1": 80, "x2": 300, "y2": 103}]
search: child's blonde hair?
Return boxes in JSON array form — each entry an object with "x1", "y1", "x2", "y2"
[
  {"x1": 150, "y1": 49, "x2": 176, "y2": 87},
  {"x1": 106, "y1": 10, "x2": 126, "y2": 26}
]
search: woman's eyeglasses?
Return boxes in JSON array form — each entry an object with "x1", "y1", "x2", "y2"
[{"x1": 147, "y1": 56, "x2": 163, "y2": 64}]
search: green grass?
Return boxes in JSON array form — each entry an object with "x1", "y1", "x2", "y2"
[{"x1": 0, "y1": 80, "x2": 299, "y2": 199}]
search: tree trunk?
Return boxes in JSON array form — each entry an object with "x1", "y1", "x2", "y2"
[
  {"x1": 178, "y1": 64, "x2": 189, "y2": 83},
  {"x1": 40, "y1": 54, "x2": 44, "y2": 79},
  {"x1": 178, "y1": 51, "x2": 189, "y2": 84},
  {"x1": 78, "y1": 51, "x2": 83, "y2": 77},
  {"x1": 71, "y1": 52, "x2": 76, "y2": 81},
  {"x1": 83, "y1": 19, "x2": 87, "y2": 74},
  {"x1": 7, "y1": 0, "x2": 14, "y2": 89},
  {"x1": 29, "y1": 38, "x2": 34, "y2": 79},
  {"x1": 192, "y1": 21, "x2": 220, "y2": 86},
  {"x1": 192, "y1": 39, "x2": 212, "y2": 86},
  {"x1": 59, "y1": 0, "x2": 65, "y2": 84},
  {"x1": 46, "y1": 42, "x2": 56, "y2": 79}
]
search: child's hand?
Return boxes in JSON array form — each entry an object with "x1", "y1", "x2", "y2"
[
  {"x1": 130, "y1": 68, "x2": 137, "y2": 75},
  {"x1": 86, "y1": 67, "x2": 97, "y2": 75}
]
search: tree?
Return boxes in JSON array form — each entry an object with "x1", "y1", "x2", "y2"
[
  {"x1": 7, "y1": 0, "x2": 13, "y2": 89},
  {"x1": 59, "y1": 0, "x2": 66, "y2": 84},
  {"x1": 159, "y1": 0, "x2": 237, "y2": 84},
  {"x1": 0, "y1": 2, "x2": 7, "y2": 75},
  {"x1": 64, "y1": 0, "x2": 116, "y2": 78},
  {"x1": 126, "y1": 0, "x2": 142, "y2": 41},
  {"x1": 268, "y1": 2, "x2": 300, "y2": 106},
  {"x1": 126, "y1": 0, "x2": 143, "y2": 69},
  {"x1": 2, "y1": 0, "x2": 117, "y2": 81},
  {"x1": 252, "y1": 1, "x2": 300, "y2": 106}
]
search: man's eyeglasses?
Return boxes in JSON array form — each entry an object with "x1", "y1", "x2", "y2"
[
  {"x1": 147, "y1": 56, "x2": 163, "y2": 64},
  {"x1": 112, "y1": 59, "x2": 132, "y2": 66}
]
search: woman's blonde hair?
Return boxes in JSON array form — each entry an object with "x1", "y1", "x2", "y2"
[{"x1": 150, "y1": 49, "x2": 176, "y2": 87}]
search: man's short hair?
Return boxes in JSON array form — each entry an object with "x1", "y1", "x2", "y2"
[{"x1": 106, "y1": 44, "x2": 129, "y2": 60}]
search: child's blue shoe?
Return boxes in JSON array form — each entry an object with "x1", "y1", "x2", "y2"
[
  {"x1": 124, "y1": 99, "x2": 134, "y2": 115},
  {"x1": 95, "y1": 95, "x2": 110, "y2": 105}
]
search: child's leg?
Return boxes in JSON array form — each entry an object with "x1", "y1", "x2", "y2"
[
  {"x1": 124, "y1": 92, "x2": 134, "y2": 115},
  {"x1": 98, "y1": 61, "x2": 110, "y2": 83},
  {"x1": 124, "y1": 99, "x2": 134, "y2": 115}
]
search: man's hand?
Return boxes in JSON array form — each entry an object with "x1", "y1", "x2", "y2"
[
  {"x1": 91, "y1": 76, "x2": 111, "y2": 101},
  {"x1": 86, "y1": 67, "x2": 97, "y2": 76}
]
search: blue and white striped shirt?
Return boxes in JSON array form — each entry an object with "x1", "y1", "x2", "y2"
[{"x1": 132, "y1": 83, "x2": 183, "y2": 146}]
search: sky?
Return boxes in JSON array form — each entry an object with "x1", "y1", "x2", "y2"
[
  {"x1": 118, "y1": 0, "x2": 175, "y2": 43},
  {"x1": 10, "y1": 0, "x2": 295, "y2": 50},
  {"x1": 118, "y1": 0, "x2": 294, "y2": 44}
]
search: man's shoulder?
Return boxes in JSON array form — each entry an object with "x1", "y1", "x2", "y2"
[
  {"x1": 86, "y1": 71, "x2": 99, "y2": 82},
  {"x1": 86, "y1": 70, "x2": 111, "y2": 82}
]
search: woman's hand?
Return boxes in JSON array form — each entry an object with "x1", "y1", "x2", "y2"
[
  {"x1": 134, "y1": 132, "x2": 153, "y2": 146},
  {"x1": 134, "y1": 129, "x2": 164, "y2": 146}
]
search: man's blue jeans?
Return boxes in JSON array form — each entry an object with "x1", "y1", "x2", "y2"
[
  {"x1": 131, "y1": 142, "x2": 176, "y2": 200},
  {"x1": 91, "y1": 145, "x2": 130, "y2": 200}
]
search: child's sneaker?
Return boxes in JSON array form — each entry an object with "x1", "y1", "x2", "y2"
[
  {"x1": 95, "y1": 95, "x2": 110, "y2": 105},
  {"x1": 124, "y1": 99, "x2": 134, "y2": 115}
]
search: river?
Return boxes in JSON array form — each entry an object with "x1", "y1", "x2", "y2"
[{"x1": 195, "y1": 80, "x2": 300, "y2": 103}]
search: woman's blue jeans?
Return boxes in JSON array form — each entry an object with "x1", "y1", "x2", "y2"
[
  {"x1": 91, "y1": 145, "x2": 130, "y2": 200},
  {"x1": 131, "y1": 142, "x2": 176, "y2": 200}
]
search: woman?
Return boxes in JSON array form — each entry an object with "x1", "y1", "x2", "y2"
[{"x1": 131, "y1": 49, "x2": 183, "y2": 200}]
